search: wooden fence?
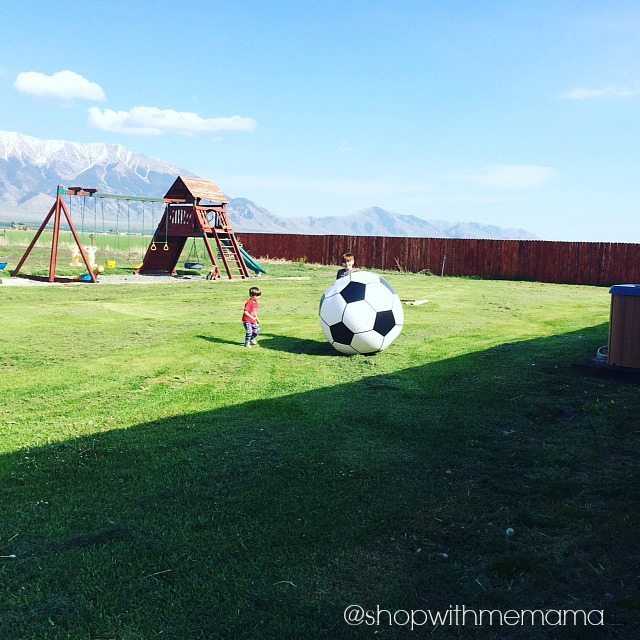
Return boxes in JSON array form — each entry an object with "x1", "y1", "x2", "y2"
[{"x1": 238, "y1": 233, "x2": 640, "y2": 286}]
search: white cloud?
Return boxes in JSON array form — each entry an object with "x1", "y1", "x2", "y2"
[
  {"x1": 14, "y1": 70, "x2": 106, "y2": 101},
  {"x1": 459, "y1": 165, "x2": 556, "y2": 190},
  {"x1": 88, "y1": 106, "x2": 257, "y2": 136},
  {"x1": 560, "y1": 86, "x2": 638, "y2": 100}
]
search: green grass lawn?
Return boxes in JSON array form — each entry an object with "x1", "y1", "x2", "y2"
[{"x1": 1, "y1": 261, "x2": 638, "y2": 639}]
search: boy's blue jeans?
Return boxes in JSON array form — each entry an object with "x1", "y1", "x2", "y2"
[{"x1": 243, "y1": 322, "x2": 260, "y2": 345}]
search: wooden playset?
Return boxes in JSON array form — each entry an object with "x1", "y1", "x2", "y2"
[{"x1": 12, "y1": 176, "x2": 249, "y2": 283}]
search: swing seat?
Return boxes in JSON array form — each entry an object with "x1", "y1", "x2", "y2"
[
  {"x1": 105, "y1": 260, "x2": 117, "y2": 269},
  {"x1": 184, "y1": 237, "x2": 205, "y2": 271},
  {"x1": 0, "y1": 262, "x2": 8, "y2": 271}
]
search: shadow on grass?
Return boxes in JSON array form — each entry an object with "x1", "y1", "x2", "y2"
[
  {"x1": 1, "y1": 323, "x2": 638, "y2": 639},
  {"x1": 258, "y1": 333, "x2": 335, "y2": 355},
  {"x1": 197, "y1": 334, "x2": 242, "y2": 347},
  {"x1": 198, "y1": 332, "x2": 336, "y2": 355}
]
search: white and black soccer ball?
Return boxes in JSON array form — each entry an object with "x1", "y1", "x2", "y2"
[{"x1": 319, "y1": 270, "x2": 404, "y2": 355}]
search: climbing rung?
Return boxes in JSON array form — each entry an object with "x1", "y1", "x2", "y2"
[{"x1": 198, "y1": 207, "x2": 250, "y2": 279}]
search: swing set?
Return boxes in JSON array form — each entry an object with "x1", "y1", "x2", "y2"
[{"x1": 12, "y1": 186, "x2": 167, "y2": 283}]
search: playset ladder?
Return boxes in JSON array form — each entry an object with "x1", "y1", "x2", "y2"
[{"x1": 195, "y1": 208, "x2": 249, "y2": 280}]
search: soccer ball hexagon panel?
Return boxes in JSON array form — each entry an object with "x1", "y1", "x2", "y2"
[{"x1": 319, "y1": 271, "x2": 404, "y2": 354}]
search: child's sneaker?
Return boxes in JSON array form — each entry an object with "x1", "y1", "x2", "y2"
[
  {"x1": 244, "y1": 342, "x2": 252, "y2": 348},
  {"x1": 250, "y1": 340, "x2": 258, "y2": 346}
]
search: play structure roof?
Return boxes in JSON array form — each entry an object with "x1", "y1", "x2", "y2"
[{"x1": 164, "y1": 176, "x2": 228, "y2": 204}]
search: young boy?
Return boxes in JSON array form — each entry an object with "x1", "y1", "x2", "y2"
[
  {"x1": 336, "y1": 252, "x2": 360, "y2": 279},
  {"x1": 242, "y1": 286, "x2": 261, "y2": 348}
]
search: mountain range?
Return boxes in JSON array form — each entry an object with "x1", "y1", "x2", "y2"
[
  {"x1": 230, "y1": 199, "x2": 537, "y2": 239},
  {"x1": 0, "y1": 131, "x2": 537, "y2": 239}
]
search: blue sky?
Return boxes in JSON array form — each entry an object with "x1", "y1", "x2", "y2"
[{"x1": 2, "y1": 1, "x2": 639, "y2": 241}]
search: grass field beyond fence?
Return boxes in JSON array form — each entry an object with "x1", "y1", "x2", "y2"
[{"x1": 1, "y1": 262, "x2": 638, "y2": 639}]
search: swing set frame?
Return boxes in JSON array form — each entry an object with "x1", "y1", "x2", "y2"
[{"x1": 13, "y1": 186, "x2": 169, "y2": 283}]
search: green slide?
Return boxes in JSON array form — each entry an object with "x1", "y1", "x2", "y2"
[{"x1": 240, "y1": 246, "x2": 267, "y2": 274}]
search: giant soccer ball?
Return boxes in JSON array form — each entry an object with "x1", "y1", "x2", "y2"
[{"x1": 319, "y1": 271, "x2": 404, "y2": 355}]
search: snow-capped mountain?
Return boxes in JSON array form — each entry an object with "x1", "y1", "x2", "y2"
[
  {"x1": 0, "y1": 131, "x2": 537, "y2": 239},
  {"x1": 0, "y1": 131, "x2": 191, "y2": 221}
]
